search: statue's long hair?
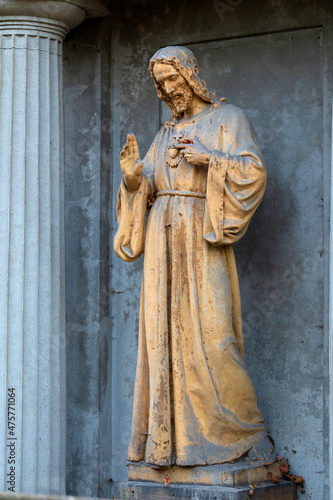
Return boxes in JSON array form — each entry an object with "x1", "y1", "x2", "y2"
[{"x1": 149, "y1": 46, "x2": 226, "y2": 122}]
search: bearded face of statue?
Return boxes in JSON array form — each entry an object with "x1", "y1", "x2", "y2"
[{"x1": 153, "y1": 62, "x2": 194, "y2": 114}]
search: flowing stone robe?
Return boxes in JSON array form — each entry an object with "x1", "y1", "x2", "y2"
[{"x1": 114, "y1": 102, "x2": 268, "y2": 466}]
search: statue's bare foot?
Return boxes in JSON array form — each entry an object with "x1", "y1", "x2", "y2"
[{"x1": 246, "y1": 436, "x2": 276, "y2": 465}]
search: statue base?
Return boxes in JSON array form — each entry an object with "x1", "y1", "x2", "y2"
[
  {"x1": 114, "y1": 480, "x2": 295, "y2": 499},
  {"x1": 128, "y1": 461, "x2": 282, "y2": 486},
  {"x1": 113, "y1": 462, "x2": 296, "y2": 499}
]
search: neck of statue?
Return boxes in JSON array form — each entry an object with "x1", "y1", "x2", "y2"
[{"x1": 183, "y1": 95, "x2": 210, "y2": 118}]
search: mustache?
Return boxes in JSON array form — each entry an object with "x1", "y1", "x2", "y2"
[{"x1": 169, "y1": 92, "x2": 185, "y2": 99}]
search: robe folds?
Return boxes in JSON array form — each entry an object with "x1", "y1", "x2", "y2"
[{"x1": 114, "y1": 102, "x2": 268, "y2": 466}]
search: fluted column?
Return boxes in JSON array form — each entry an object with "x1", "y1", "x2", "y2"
[{"x1": 0, "y1": 1, "x2": 101, "y2": 494}]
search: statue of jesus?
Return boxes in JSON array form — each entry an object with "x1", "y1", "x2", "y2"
[{"x1": 114, "y1": 46, "x2": 275, "y2": 467}]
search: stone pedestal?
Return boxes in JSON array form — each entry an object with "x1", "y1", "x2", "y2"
[
  {"x1": 114, "y1": 480, "x2": 295, "y2": 500},
  {"x1": 128, "y1": 461, "x2": 282, "y2": 486},
  {"x1": 114, "y1": 463, "x2": 295, "y2": 499},
  {"x1": 0, "y1": 0, "x2": 108, "y2": 495}
]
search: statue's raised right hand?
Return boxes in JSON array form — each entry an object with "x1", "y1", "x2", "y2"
[{"x1": 120, "y1": 134, "x2": 144, "y2": 192}]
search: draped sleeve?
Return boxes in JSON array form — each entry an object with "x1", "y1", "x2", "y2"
[
  {"x1": 114, "y1": 132, "x2": 160, "y2": 262},
  {"x1": 203, "y1": 105, "x2": 267, "y2": 246}
]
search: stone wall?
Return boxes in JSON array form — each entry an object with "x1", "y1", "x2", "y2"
[
  {"x1": 63, "y1": 17, "x2": 112, "y2": 497},
  {"x1": 63, "y1": 1, "x2": 333, "y2": 497}
]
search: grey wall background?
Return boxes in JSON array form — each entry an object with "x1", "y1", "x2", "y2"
[
  {"x1": 63, "y1": 0, "x2": 333, "y2": 498},
  {"x1": 63, "y1": 18, "x2": 112, "y2": 497}
]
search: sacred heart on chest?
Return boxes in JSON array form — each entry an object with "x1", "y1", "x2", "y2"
[{"x1": 166, "y1": 136, "x2": 194, "y2": 168}]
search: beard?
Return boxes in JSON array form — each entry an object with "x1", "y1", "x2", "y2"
[{"x1": 171, "y1": 85, "x2": 194, "y2": 114}]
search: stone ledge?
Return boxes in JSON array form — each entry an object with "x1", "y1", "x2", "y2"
[
  {"x1": 114, "y1": 480, "x2": 296, "y2": 500},
  {"x1": 0, "y1": 495, "x2": 101, "y2": 500},
  {"x1": 61, "y1": 0, "x2": 110, "y2": 18},
  {"x1": 128, "y1": 461, "x2": 282, "y2": 487},
  {"x1": 0, "y1": 495, "x2": 106, "y2": 500},
  {"x1": 0, "y1": 0, "x2": 110, "y2": 30}
]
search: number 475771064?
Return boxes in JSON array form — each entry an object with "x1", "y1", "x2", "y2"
[{"x1": 7, "y1": 388, "x2": 16, "y2": 437}]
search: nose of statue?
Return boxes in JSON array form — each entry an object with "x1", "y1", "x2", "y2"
[{"x1": 165, "y1": 83, "x2": 174, "y2": 95}]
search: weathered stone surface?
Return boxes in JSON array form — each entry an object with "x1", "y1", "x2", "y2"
[
  {"x1": 128, "y1": 462, "x2": 281, "y2": 487},
  {"x1": 114, "y1": 45, "x2": 273, "y2": 469},
  {"x1": 106, "y1": 12, "x2": 329, "y2": 498},
  {"x1": 0, "y1": 0, "x2": 110, "y2": 28},
  {"x1": 0, "y1": 495, "x2": 104, "y2": 500},
  {"x1": 0, "y1": 1, "x2": 98, "y2": 495},
  {"x1": 63, "y1": 16, "x2": 113, "y2": 499},
  {"x1": 114, "y1": 480, "x2": 296, "y2": 500},
  {"x1": 62, "y1": 1, "x2": 333, "y2": 497},
  {"x1": 0, "y1": 14, "x2": 68, "y2": 496}
]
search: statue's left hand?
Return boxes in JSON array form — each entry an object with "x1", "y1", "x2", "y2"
[{"x1": 172, "y1": 137, "x2": 211, "y2": 167}]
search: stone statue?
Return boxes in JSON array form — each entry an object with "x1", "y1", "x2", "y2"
[{"x1": 114, "y1": 46, "x2": 275, "y2": 468}]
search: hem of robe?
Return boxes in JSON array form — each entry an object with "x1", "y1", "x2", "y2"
[{"x1": 127, "y1": 429, "x2": 268, "y2": 467}]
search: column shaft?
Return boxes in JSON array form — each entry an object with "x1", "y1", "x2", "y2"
[{"x1": 0, "y1": 19, "x2": 67, "y2": 494}]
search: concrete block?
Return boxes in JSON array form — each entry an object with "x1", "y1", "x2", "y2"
[
  {"x1": 114, "y1": 480, "x2": 296, "y2": 499},
  {"x1": 128, "y1": 462, "x2": 282, "y2": 487}
]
